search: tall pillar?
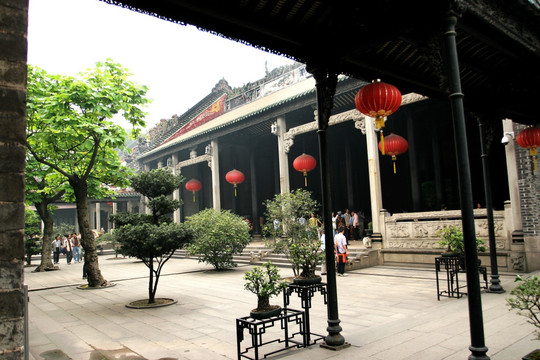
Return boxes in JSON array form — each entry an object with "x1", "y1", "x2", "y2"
[
  {"x1": 365, "y1": 116, "x2": 384, "y2": 242},
  {"x1": 142, "y1": 163, "x2": 150, "y2": 214},
  {"x1": 95, "y1": 202, "x2": 101, "y2": 232},
  {"x1": 111, "y1": 202, "x2": 117, "y2": 230},
  {"x1": 276, "y1": 116, "x2": 290, "y2": 194},
  {"x1": 443, "y1": 10, "x2": 488, "y2": 359},
  {"x1": 250, "y1": 151, "x2": 259, "y2": 234},
  {"x1": 502, "y1": 119, "x2": 523, "y2": 240},
  {"x1": 210, "y1": 139, "x2": 221, "y2": 210},
  {"x1": 309, "y1": 64, "x2": 348, "y2": 350},
  {"x1": 172, "y1": 153, "x2": 181, "y2": 223}
]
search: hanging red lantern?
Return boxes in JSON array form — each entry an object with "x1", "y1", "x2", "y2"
[
  {"x1": 293, "y1": 153, "x2": 317, "y2": 187},
  {"x1": 355, "y1": 79, "x2": 402, "y2": 155},
  {"x1": 516, "y1": 127, "x2": 540, "y2": 171},
  {"x1": 185, "y1": 178, "x2": 202, "y2": 202},
  {"x1": 225, "y1": 169, "x2": 245, "y2": 197},
  {"x1": 378, "y1": 133, "x2": 408, "y2": 174}
]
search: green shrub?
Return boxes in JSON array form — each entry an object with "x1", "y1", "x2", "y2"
[
  {"x1": 186, "y1": 208, "x2": 251, "y2": 270},
  {"x1": 507, "y1": 275, "x2": 540, "y2": 340}
]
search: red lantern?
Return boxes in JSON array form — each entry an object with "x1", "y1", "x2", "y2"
[
  {"x1": 516, "y1": 127, "x2": 540, "y2": 171},
  {"x1": 355, "y1": 79, "x2": 402, "y2": 155},
  {"x1": 185, "y1": 178, "x2": 202, "y2": 202},
  {"x1": 293, "y1": 153, "x2": 317, "y2": 186},
  {"x1": 378, "y1": 133, "x2": 408, "y2": 174},
  {"x1": 225, "y1": 169, "x2": 245, "y2": 197}
]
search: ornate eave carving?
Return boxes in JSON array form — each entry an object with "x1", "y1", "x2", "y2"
[{"x1": 281, "y1": 93, "x2": 427, "y2": 153}]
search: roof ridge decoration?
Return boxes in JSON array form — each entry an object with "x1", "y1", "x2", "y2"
[{"x1": 162, "y1": 93, "x2": 228, "y2": 144}]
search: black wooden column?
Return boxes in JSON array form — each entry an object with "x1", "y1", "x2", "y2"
[
  {"x1": 442, "y1": 7, "x2": 489, "y2": 360},
  {"x1": 308, "y1": 63, "x2": 348, "y2": 349},
  {"x1": 476, "y1": 116, "x2": 504, "y2": 294}
]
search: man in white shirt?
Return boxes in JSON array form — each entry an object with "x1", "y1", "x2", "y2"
[
  {"x1": 334, "y1": 226, "x2": 348, "y2": 276},
  {"x1": 64, "y1": 234, "x2": 74, "y2": 265}
]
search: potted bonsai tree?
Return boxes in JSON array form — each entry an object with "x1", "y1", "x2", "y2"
[
  {"x1": 507, "y1": 275, "x2": 540, "y2": 360},
  {"x1": 436, "y1": 225, "x2": 486, "y2": 256},
  {"x1": 244, "y1": 262, "x2": 289, "y2": 319},
  {"x1": 264, "y1": 189, "x2": 324, "y2": 284}
]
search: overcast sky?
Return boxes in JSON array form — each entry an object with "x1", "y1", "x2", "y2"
[{"x1": 27, "y1": 0, "x2": 295, "y2": 131}]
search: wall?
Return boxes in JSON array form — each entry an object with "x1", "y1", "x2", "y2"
[{"x1": 380, "y1": 209, "x2": 513, "y2": 271}]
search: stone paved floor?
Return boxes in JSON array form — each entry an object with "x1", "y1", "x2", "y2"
[{"x1": 24, "y1": 254, "x2": 540, "y2": 360}]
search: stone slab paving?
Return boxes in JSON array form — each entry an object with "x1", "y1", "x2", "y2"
[{"x1": 24, "y1": 254, "x2": 540, "y2": 360}]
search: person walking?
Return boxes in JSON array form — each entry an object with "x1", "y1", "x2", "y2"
[
  {"x1": 52, "y1": 235, "x2": 62, "y2": 264},
  {"x1": 64, "y1": 234, "x2": 74, "y2": 264},
  {"x1": 72, "y1": 232, "x2": 81, "y2": 263},
  {"x1": 320, "y1": 230, "x2": 327, "y2": 275},
  {"x1": 334, "y1": 226, "x2": 348, "y2": 276}
]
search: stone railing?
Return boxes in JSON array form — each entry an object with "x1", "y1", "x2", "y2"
[{"x1": 382, "y1": 209, "x2": 507, "y2": 251}]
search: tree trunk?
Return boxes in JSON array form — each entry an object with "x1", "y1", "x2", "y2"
[
  {"x1": 71, "y1": 177, "x2": 108, "y2": 287},
  {"x1": 34, "y1": 201, "x2": 56, "y2": 272},
  {"x1": 257, "y1": 296, "x2": 270, "y2": 311},
  {"x1": 148, "y1": 258, "x2": 155, "y2": 304}
]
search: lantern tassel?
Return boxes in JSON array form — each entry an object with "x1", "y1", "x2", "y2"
[
  {"x1": 392, "y1": 155, "x2": 397, "y2": 174},
  {"x1": 304, "y1": 172, "x2": 308, "y2": 187},
  {"x1": 234, "y1": 184, "x2": 237, "y2": 197},
  {"x1": 192, "y1": 191, "x2": 195, "y2": 202},
  {"x1": 380, "y1": 130, "x2": 385, "y2": 155}
]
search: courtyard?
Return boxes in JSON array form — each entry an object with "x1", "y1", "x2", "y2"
[{"x1": 26, "y1": 252, "x2": 538, "y2": 360}]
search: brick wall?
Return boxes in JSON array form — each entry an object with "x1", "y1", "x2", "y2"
[
  {"x1": 0, "y1": 0, "x2": 28, "y2": 359},
  {"x1": 515, "y1": 123, "x2": 540, "y2": 238}
]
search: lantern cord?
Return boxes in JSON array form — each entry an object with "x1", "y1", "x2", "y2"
[{"x1": 380, "y1": 130, "x2": 385, "y2": 155}]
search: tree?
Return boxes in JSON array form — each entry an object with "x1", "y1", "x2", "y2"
[
  {"x1": 25, "y1": 156, "x2": 67, "y2": 272},
  {"x1": 26, "y1": 60, "x2": 150, "y2": 287},
  {"x1": 24, "y1": 209, "x2": 42, "y2": 266},
  {"x1": 186, "y1": 208, "x2": 251, "y2": 270},
  {"x1": 111, "y1": 168, "x2": 192, "y2": 304},
  {"x1": 264, "y1": 189, "x2": 322, "y2": 278}
]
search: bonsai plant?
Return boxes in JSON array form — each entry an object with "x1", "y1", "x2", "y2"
[
  {"x1": 507, "y1": 275, "x2": 540, "y2": 359},
  {"x1": 436, "y1": 225, "x2": 485, "y2": 256},
  {"x1": 244, "y1": 262, "x2": 289, "y2": 319},
  {"x1": 111, "y1": 168, "x2": 193, "y2": 306},
  {"x1": 263, "y1": 189, "x2": 324, "y2": 282}
]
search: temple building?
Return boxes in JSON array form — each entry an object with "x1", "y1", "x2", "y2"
[{"x1": 132, "y1": 62, "x2": 534, "y2": 272}]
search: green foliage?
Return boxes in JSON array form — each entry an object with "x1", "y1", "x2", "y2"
[
  {"x1": 25, "y1": 210, "x2": 42, "y2": 265},
  {"x1": 263, "y1": 189, "x2": 322, "y2": 278},
  {"x1": 25, "y1": 209, "x2": 41, "y2": 239},
  {"x1": 186, "y1": 208, "x2": 251, "y2": 270},
  {"x1": 507, "y1": 275, "x2": 540, "y2": 340},
  {"x1": 436, "y1": 225, "x2": 486, "y2": 255},
  {"x1": 130, "y1": 168, "x2": 184, "y2": 223},
  {"x1": 26, "y1": 60, "x2": 150, "y2": 199},
  {"x1": 244, "y1": 262, "x2": 288, "y2": 311},
  {"x1": 55, "y1": 223, "x2": 76, "y2": 237}
]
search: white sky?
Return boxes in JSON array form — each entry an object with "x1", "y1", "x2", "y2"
[{"x1": 27, "y1": 0, "x2": 295, "y2": 131}]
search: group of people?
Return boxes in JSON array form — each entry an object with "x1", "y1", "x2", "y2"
[
  {"x1": 319, "y1": 225, "x2": 349, "y2": 277},
  {"x1": 51, "y1": 233, "x2": 82, "y2": 265},
  {"x1": 317, "y1": 209, "x2": 368, "y2": 277},
  {"x1": 332, "y1": 209, "x2": 365, "y2": 241}
]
